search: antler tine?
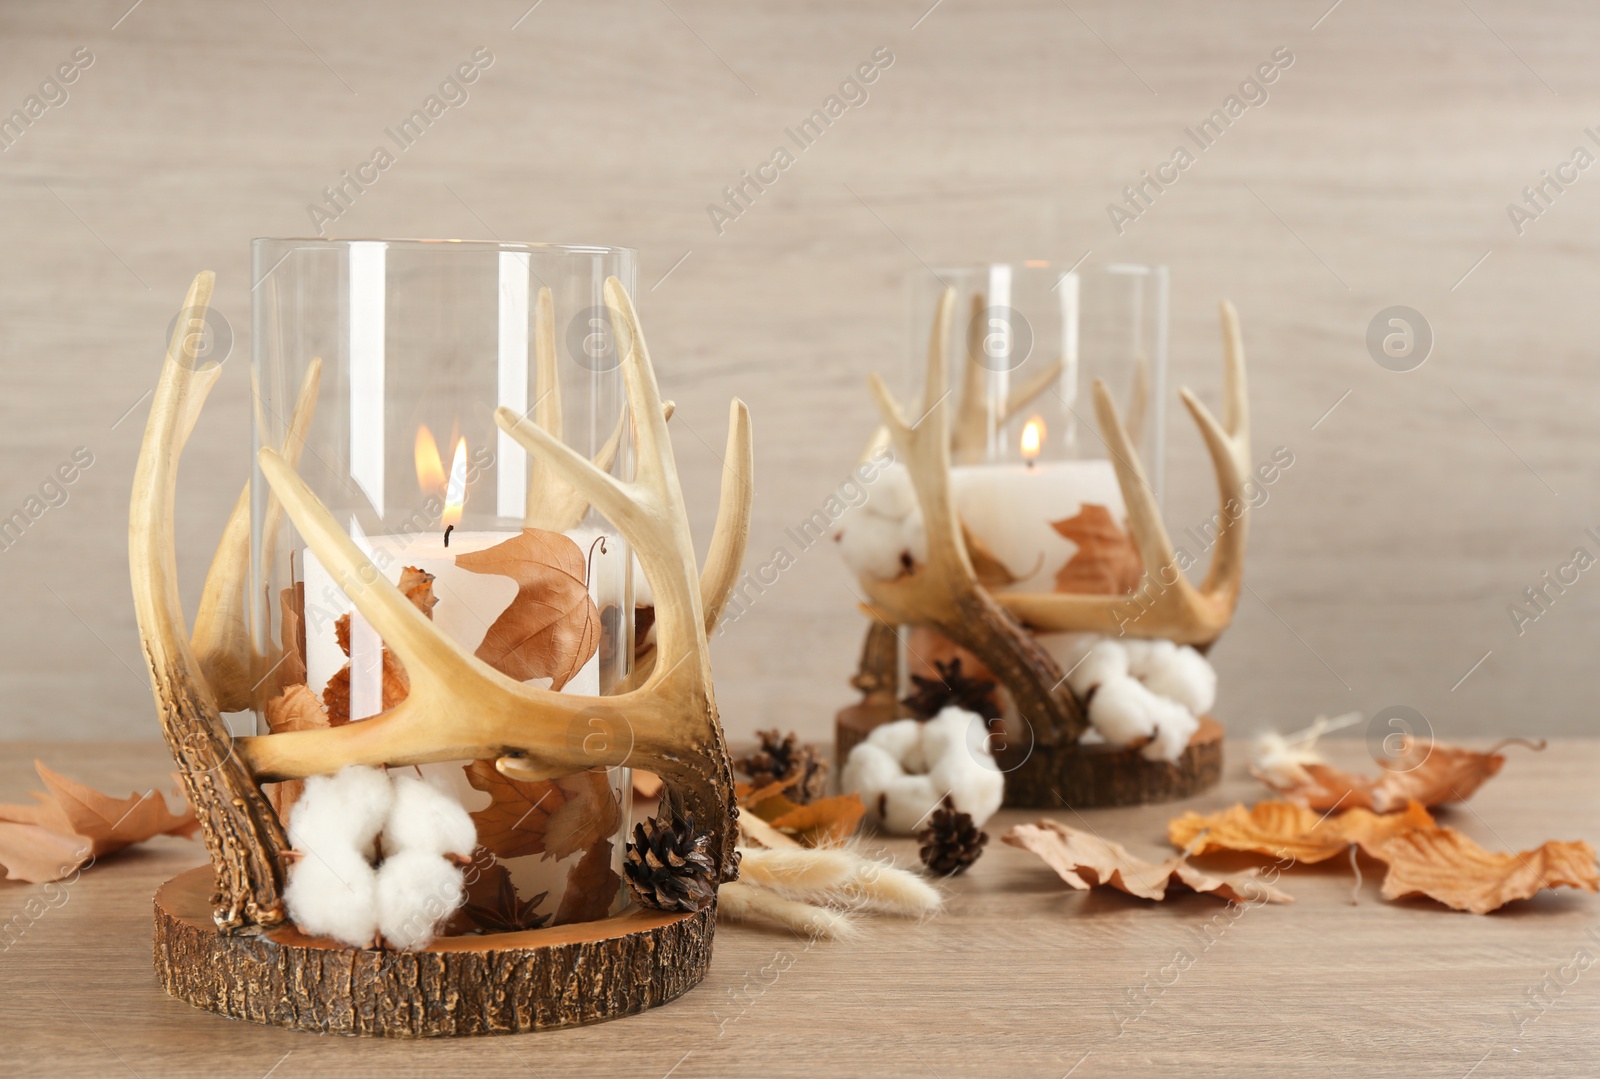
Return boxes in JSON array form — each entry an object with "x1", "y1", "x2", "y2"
[
  {"x1": 952, "y1": 291, "x2": 987, "y2": 464},
  {"x1": 700, "y1": 398, "x2": 755, "y2": 634},
  {"x1": 194, "y1": 357, "x2": 322, "y2": 711},
  {"x1": 1219, "y1": 299, "x2": 1248, "y2": 439},
  {"x1": 1090, "y1": 377, "x2": 1182, "y2": 581}
]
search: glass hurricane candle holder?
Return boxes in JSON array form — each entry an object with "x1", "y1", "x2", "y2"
[
  {"x1": 250, "y1": 238, "x2": 636, "y2": 928},
  {"x1": 907, "y1": 261, "x2": 1168, "y2": 601}
]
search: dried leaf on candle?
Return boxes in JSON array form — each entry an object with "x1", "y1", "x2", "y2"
[
  {"x1": 1376, "y1": 829, "x2": 1598, "y2": 914},
  {"x1": 455, "y1": 528, "x2": 601, "y2": 689},
  {"x1": 397, "y1": 565, "x2": 438, "y2": 618},
  {"x1": 463, "y1": 761, "x2": 619, "y2": 862},
  {"x1": 1049, "y1": 504, "x2": 1144, "y2": 595},
  {"x1": 554, "y1": 839, "x2": 620, "y2": 925},
  {"x1": 541, "y1": 770, "x2": 622, "y2": 862},
  {"x1": 960, "y1": 519, "x2": 1020, "y2": 589},
  {"x1": 1251, "y1": 737, "x2": 1535, "y2": 812},
  {"x1": 262, "y1": 684, "x2": 334, "y2": 820},
  {"x1": 322, "y1": 642, "x2": 409, "y2": 724},
  {"x1": 277, "y1": 583, "x2": 306, "y2": 689},
  {"x1": 0, "y1": 761, "x2": 199, "y2": 883},
  {"x1": 1168, "y1": 800, "x2": 1440, "y2": 864},
  {"x1": 1003, "y1": 820, "x2": 1293, "y2": 904}
]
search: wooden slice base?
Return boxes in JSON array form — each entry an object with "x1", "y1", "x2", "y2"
[
  {"x1": 836, "y1": 701, "x2": 1223, "y2": 809},
  {"x1": 153, "y1": 866, "x2": 714, "y2": 1037}
]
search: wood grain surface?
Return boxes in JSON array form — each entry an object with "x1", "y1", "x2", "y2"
[
  {"x1": 3, "y1": 1, "x2": 1600, "y2": 748},
  {"x1": 3, "y1": 739, "x2": 1596, "y2": 1076}
]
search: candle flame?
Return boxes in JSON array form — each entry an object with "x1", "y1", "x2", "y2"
[
  {"x1": 443, "y1": 437, "x2": 468, "y2": 529},
  {"x1": 1020, "y1": 416, "x2": 1045, "y2": 462},
  {"x1": 414, "y1": 425, "x2": 444, "y2": 494}
]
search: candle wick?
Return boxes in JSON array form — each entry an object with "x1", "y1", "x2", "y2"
[
  {"x1": 585, "y1": 535, "x2": 608, "y2": 583},
  {"x1": 443, "y1": 524, "x2": 455, "y2": 548}
]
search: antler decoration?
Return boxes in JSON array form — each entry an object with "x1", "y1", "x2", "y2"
[
  {"x1": 859, "y1": 290, "x2": 1087, "y2": 746},
  {"x1": 995, "y1": 301, "x2": 1250, "y2": 646},
  {"x1": 238, "y1": 277, "x2": 751, "y2": 882},
  {"x1": 131, "y1": 272, "x2": 292, "y2": 929},
  {"x1": 853, "y1": 290, "x2": 1250, "y2": 751}
]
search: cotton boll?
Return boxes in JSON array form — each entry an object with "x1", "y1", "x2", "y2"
[
  {"x1": 1142, "y1": 707, "x2": 1201, "y2": 763},
  {"x1": 1065, "y1": 639, "x2": 1130, "y2": 697},
  {"x1": 284, "y1": 845, "x2": 379, "y2": 948},
  {"x1": 1121, "y1": 637, "x2": 1171, "y2": 675},
  {"x1": 288, "y1": 765, "x2": 393, "y2": 860},
  {"x1": 842, "y1": 743, "x2": 907, "y2": 805},
  {"x1": 880, "y1": 774, "x2": 940, "y2": 834},
  {"x1": 1086, "y1": 675, "x2": 1160, "y2": 747},
  {"x1": 1139, "y1": 645, "x2": 1217, "y2": 716},
  {"x1": 375, "y1": 850, "x2": 465, "y2": 951},
  {"x1": 837, "y1": 510, "x2": 914, "y2": 579},
  {"x1": 385, "y1": 774, "x2": 477, "y2": 858},
  {"x1": 865, "y1": 463, "x2": 917, "y2": 520},
  {"x1": 926, "y1": 746, "x2": 1004, "y2": 826},
  {"x1": 864, "y1": 718, "x2": 927, "y2": 774}
]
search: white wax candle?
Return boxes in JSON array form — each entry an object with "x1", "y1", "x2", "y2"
[{"x1": 951, "y1": 459, "x2": 1128, "y2": 594}]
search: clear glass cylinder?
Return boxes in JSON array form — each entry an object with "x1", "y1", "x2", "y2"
[
  {"x1": 907, "y1": 262, "x2": 1168, "y2": 597},
  {"x1": 249, "y1": 238, "x2": 636, "y2": 929}
]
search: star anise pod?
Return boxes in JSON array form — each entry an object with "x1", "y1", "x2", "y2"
[
  {"x1": 463, "y1": 868, "x2": 552, "y2": 933},
  {"x1": 901, "y1": 657, "x2": 1000, "y2": 721}
]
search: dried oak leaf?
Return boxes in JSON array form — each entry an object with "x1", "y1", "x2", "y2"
[
  {"x1": 1003, "y1": 820, "x2": 1293, "y2": 904},
  {"x1": 554, "y1": 839, "x2": 621, "y2": 925},
  {"x1": 463, "y1": 762, "x2": 621, "y2": 861},
  {"x1": 0, "y1": 761, "x2": 199, "y2": 883},
  {"x1": 455, "y1": 528, "x2": 600, "y2": 689},
  {"x1": 1251, "y1": 737, "x2": 1535, "y2": 812},
  {"x1": 1050, "y1": 504, "x2": 1144, "y2": 595},
  {"x1": 1376, "y1": 829, "x2": 1598, "y2": 914},
  {"x1": 318, "y1": 572, "x2": 436, "y2": 723},
  {"x1": 262, "y1": 684, "x2": 334, "y2": 821},
  {"x1": 1168, "y1": 800, "x2": 1440, "y2": 864}
]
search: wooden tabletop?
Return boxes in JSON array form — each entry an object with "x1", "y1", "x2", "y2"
[{"x1": 3, "y1": 739, "x2": 1596, "y2": 1077}]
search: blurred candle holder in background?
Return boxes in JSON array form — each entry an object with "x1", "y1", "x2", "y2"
[{"x1": 250, "y1": 238, "x2": 636, "y2": 925}]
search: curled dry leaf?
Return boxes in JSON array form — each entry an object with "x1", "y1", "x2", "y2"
[
  {"x1": 736, "y1": 780, "x2": 865, "y2": 847},
  {"x1": 0, "y1": 761, "x2": 199, "y2": 883},
  {"x1": 1169, "y1": 800, "x2": 1439, "y2": 864},
  {"x1": 554, "y1": 839, "x2": 621, "y2": 925},
  {"x1": 1050, "y1": 504, "x2": 1144, "y2": 595},
  {"x1": 455, "y1": 528, "x2": 601, "y2": 689},
  {"x1": 1003, "y1": 820, "x2": 1293, "y2": 905},
  {"x1": 319, "y1": 569, "x2": 439, "y2": 723},
  {"x1": 1252, "y1": 737, "x2": 1539, "y2": 812},
  {"x1": 277, "y1": 582, "x2": 307, "y2": 689},
  {"x1": 1377, "y1": 829, "x2": 1598, "y2": 915},
  {"x1": 463, "y1": 761, "x2": 621, "y2": 862},
  {"x1": 961, "y1": 519, "x2": 1023, "y2": 589}
]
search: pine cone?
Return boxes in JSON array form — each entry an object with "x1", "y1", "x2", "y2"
[
  {"x1": 735, "y1": 729, "x2": 829, "y2": 804},
  {"x1": 623, "y1": 814, "x2": 717, "y2": 912},
  {"x1": 902, "y1": 657, "x2": 1001, "y2": 721},
  {"x1": 917, "y1": 799, "x2": 988, "y2": 876}
]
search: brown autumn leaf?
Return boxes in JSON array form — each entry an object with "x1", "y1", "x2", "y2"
[
  {"x1": 960, "y1": 519, "x2": 1021, "y2": 589},
  {"x1": 262, "y1": 684, "x2": 334, "y2": 821},
  {"x1": 278, "y1": 583, "x2": 306, "y2": 688},
  {"x1": 318, "y1": 575, "x2": 436, "y2": 723},
  {"x1": 398, "y1": 565, "x2": 438, "y2": 618},
  {"x1": 1251, "y1": 737, "x2": 1536, "y2": 812},
  {"x1": 1050, "y1": 504, "x2": 1144, "y2": 595},
  {"x1": 1376, "y1": 829, "x2": 1598, "y2": 914},
  {"x1": 463, "y1": 761, "x2": 620, "y2": 861},
  {"x1": 1168, "y1": 800, "x2": 1440, "y2": 864},
  {"x1": 1003, "y1": 820, "x2": 1293, "y2": 904},
  {"x1": 735, "y1": 780, "x2": 865, "y2": 847},
  {"x1": 554, "y1": 839, "x2": 621, "y2": 925},
  {"x1": 455, "y1": 528, "x2": 601, "y2": 689},
  {"x1": 0, "y1": 761, "x2": 199, "y2": 883}
]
